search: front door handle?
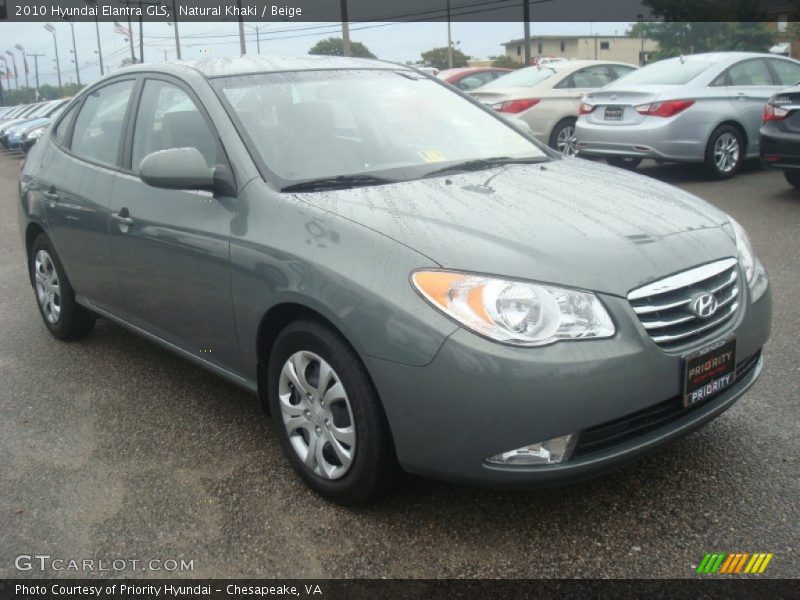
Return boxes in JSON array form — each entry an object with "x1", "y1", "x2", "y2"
[
  {"x1": 43, "y1": 187, "x2": 59, "y2": 202},
  {"x1": 111, "y1": 209, "x2": 134, "y2": 227}
]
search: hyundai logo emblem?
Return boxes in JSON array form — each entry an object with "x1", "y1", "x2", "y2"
[{"x1": 691, "y1": 293, "x2": 718, "y2": 319}]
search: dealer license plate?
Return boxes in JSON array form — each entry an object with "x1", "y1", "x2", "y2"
[{"x1": 683, "y1": 337, "x2": 737, "y2": 408}]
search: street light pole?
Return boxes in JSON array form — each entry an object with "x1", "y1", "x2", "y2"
[
  {"x1": 84, "y1": 0, "x2": 104, "y2": 75},
  {"x1": 523, "y1": 0, "x2": 531, "y2": 65},
  {"x1": 44, "y1": 24, "x2": 62, "y2": 90},
  {"x1": 68, "y1": 21, "x2": 81, "y2": 85},
  {"x1": 15, "y1": 45, "x2": 29, "y2": 89},
  {"x1": 26, "y1": 52, "x2": 44, "y2": 99},
  {"x1": 5, "y1": 51, "x2": 19, "y2": 91}
]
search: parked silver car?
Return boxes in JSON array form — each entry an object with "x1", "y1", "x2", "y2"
[{"x1": 575, "y1": 52, "x2": 800, "y2": 178}]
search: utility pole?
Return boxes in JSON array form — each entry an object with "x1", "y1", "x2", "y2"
[
  {"x1": 446, "y1": 0, "x2": 453, "y2": 68},
  {"x1": 340, "y1": 0, "x2": 351, "y2": 57},
  {"x1": 26, "y1": 52, "x2": 44, "y2": 99},
  {"x1": 14, "y1": 45, "x2": 28, "y2": 89},
  {"x1": 637, "y1": 13, "x2": 645, "y2": 65},
  {"x1": 67, "y1": 22, "x2": 81, "y2": 85},
  {"x1": 171, "y1": 0, "x2": 181, "y2": 60},
  {"x1": 523, "y1": 0, "x2": 531, "y2": 65},
  {"x1": 44, "y1": 24, "x2": 62, "y2": 90},
  {"x1": 236, "y1": 0, "x2": 246, "y2": 54},
  {"x1": 127, "y1": 16, "x2": 136, "y2": 62},
  {"x1": 245, "y1": 24, "x2": 262, "y2": 54}
]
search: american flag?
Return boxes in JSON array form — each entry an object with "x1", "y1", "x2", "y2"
[{"x1": 114, "y1": 21, "x2": 132, "y2": 38}]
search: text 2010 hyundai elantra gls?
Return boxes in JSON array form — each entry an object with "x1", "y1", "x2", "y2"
[{"x1": 18, "y1": 56, "x2": 771, "y2": 505}]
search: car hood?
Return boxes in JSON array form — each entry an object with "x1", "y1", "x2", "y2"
[{"x1": 294, "y1": 159, "x2": 737, "y2": 297}]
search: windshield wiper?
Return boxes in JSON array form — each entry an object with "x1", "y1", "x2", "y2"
[
  {"x1": 423, "y1": 156, "x2": 548, "y2": 178},
  {"x1": 282, "y1": 174, "x2": 397, "y2": 193}
]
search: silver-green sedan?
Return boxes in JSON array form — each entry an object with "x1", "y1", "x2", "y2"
[{"x1": 18, "y1": 56, "x2": 771, "y2": 504}]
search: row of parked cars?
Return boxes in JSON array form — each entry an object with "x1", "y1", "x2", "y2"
[
  {"x1": 451, "y1": 51, "x2": 800, "y2": 187},
  {"x1": 0, "y1": 98, "x2": 70, "y2": 154}
]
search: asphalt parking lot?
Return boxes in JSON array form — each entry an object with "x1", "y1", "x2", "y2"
[{"x1": 0, "y1": 154, "x2": 797, "y2": 579}]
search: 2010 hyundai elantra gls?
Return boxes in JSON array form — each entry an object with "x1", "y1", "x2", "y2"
[{"x1": 18, "y1": 56, "x2": 771, "y2": 505}]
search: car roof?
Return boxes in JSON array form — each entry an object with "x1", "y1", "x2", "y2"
[
  {"x1": 661, "y1": 51, "x2": 792, "y2": 64},
  {"x1": 120, "y1": 55, "x2": 406, "y2": 79},
  {"x1": 517, "y1": 60, "x2": 636, "y2": 75}
]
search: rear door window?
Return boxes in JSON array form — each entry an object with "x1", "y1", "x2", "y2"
[
  {"x1": 727, "y1": 59, "x2": 774, "y2": 86},
  {"x1": 70, "y1": 80, "x2": 136, "y2": 167}
]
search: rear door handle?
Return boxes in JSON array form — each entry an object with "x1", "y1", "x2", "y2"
[
  {"x1": 43, "y1": 191, "x2": 59, "y2": 202},
  {"x1": 111, "y1": 212, "x2": 134, "y2": 227}
]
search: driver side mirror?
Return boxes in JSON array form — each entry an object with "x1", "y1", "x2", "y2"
[{"x1": 139, "y1": 147, "x2": 215, "y2": 191}]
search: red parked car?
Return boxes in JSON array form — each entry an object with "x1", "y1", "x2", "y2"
[{"x1": 437, "y1": 67, "x2": 512, "y2": 91}]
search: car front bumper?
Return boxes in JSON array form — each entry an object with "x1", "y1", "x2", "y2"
[
  {"x1": 366, "y1": 283, "x2": 771, "y2": 486},
  {"x1": 575, "y1": 116, "x2": 709, "y2": 163}
]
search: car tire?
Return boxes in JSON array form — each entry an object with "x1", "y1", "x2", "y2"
[
  {"x1": 549, "y1": 118, "x2": 578, "y2": 157},
  {"x1": 784, "y1": 171, "x2": 800, "y2": 189},
  {"x1": 606, "y1": 157, "x2": 642, "y2": 170},
  {"x1": 29, "y1": 233, "x2": 96, "y2": 340},
  {"x1": 705, "y1": 125, "x2": 744, "y2": 180},
  {"x1": 267, "y1": 319, "x2": 398, "y2": 505}
]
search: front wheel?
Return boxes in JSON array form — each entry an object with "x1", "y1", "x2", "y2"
[
  {"x1": 29, "y1": 233, "x2": 96, "y2": 340},
  {"x1": 705, "y1": 125, "x2": 744, "y2": 179},
  {"x1": 267, "y1": 319, "x2": 398, "y2": 505},
  {"x1": 606, "y1": 157, "x2": 643, "y2": 170},
  {"x1": 784, "y1": 170, "x2": 800, "y2": 189}
]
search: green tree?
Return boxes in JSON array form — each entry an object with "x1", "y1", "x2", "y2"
[
  {"x1": 630, "y1": 0, "x2": 776, "y2": 59},
  {"x1": 308, "y1": 37, "x2": 376, "y2": 59},
  {"x1": 628, "y1": 22, "x2": 775, "y2": 59},
  {"x1": 420, "y1": 47, "x2": 471, "y2": 70},
  {"x1": 490, "y1": 55, "x2": 522, "y2": 69}
]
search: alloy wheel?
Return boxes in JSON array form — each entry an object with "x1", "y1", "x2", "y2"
[
  {"x1": 34, "y1": 249, "x2": 61, "y2": 324},
  {"x1": 278, "y1": 351, "x2": 356, "y2": 480},
  {"x1": 556, "y1": 125, "x2": 578, "y2": 157},
  {"x1": 714, "y1": 132, "x2": 740, "y2": 174}
]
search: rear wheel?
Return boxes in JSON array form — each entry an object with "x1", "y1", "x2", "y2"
[
  {"x1": 705, "y1": 125, "x2": 744, "y2": 179},
  {"x1": 267, "y1": 319, "x2": 398, "y2": 505},
  {"x1": 784, "y1": 170, "x2": 800, "y2": 189},
  {"x1": 549, "y1": 119, "x2": 578, "y2": 157},
  {"x1": 606, "y1": 157, "x2": 642, "y2": 170},
  {"x1": 29, "y1": 233, "x2": 95, "y2": 340}
]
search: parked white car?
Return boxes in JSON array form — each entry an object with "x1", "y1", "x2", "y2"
[{"x1": 470, "y1": 60, "x2": 637, "y2": 155}]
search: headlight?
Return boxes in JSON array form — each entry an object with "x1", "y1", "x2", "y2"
[
  {"x1": 726, "y1": 217, "x2": 756, "y2": 282},
  {"x1": 412, "y1": 270, "x2": 615, "y2": 346},
  {"x1": 27, "y1": 126, "x2": 46, "y2": 140}
]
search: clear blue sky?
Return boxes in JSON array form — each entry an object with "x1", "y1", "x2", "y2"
[{"x1": 0, "y1": 21, "x2": 631, "y2": 87}]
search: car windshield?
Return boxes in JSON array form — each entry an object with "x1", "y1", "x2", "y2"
[
  {"x1": 479, "y1": 67, "x2": 558, "y2": 89},
  {"x1": 615, "y1": 57, "x2": 717, "y2": 85},
  {"x1": 214, "y1": 69, "x2": 547, "y2": 184}
]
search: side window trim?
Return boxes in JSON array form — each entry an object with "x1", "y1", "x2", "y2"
[
  {"x1": 55, "y1": 75, "x2": 140, "y2": 173},
  {"x1": 124, "y1": 73, "x2": 236, "y2": 192}
]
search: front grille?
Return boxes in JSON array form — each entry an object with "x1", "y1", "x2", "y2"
[
  {"x1": 628, "y1": 258, "x2": 741, "y2": 349},
  {"x1": 572, "y1": 351, "x2": 761, "y2": 458}
]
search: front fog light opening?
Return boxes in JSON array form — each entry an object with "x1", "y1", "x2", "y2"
[{"x1": 486, "y1": 433, "x2": 578, "y2": 466}]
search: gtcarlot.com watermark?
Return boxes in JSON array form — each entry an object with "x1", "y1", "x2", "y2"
[{"x1": 15, "y1": 554, "x2": 194, "y2": 573}]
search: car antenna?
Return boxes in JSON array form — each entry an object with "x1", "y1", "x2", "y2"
[{"x1": 679, "y1": 54, "x2": 686, "y2": 64}]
